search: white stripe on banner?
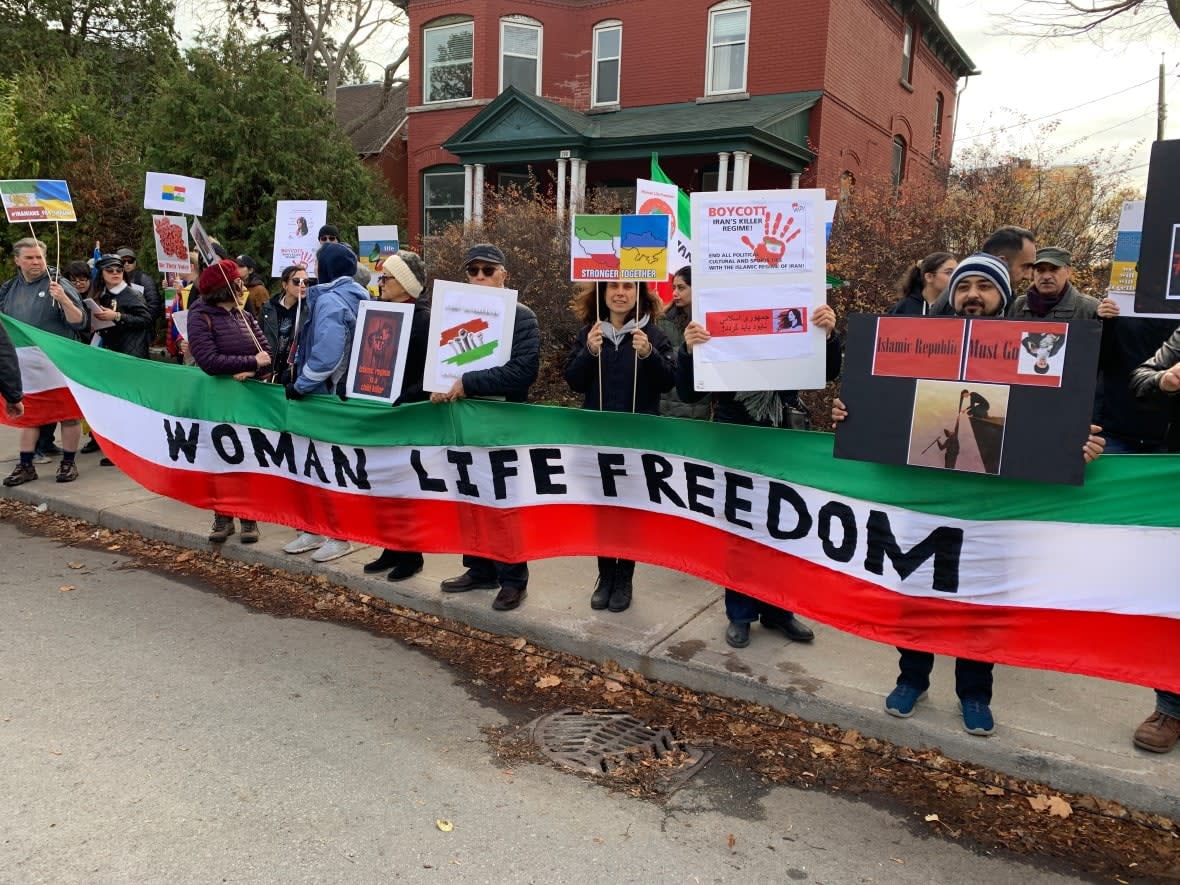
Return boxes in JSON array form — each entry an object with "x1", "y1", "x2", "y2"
[
  {"x1": 15, "y1": 346, "x2": 69, "y2": 395},
  {"x1": 74, "y1": 384, "x2": 1180, "y2": 620}
]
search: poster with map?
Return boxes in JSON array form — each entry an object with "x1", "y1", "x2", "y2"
[{"x1": 569, "y1": 214, "x2": 669, "y2": 282}]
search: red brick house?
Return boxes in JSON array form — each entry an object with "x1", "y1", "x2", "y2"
[{"x1": 403, "y1": 0, "x2": 976, "y2": 242}]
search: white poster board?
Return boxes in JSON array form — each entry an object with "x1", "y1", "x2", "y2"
[
  {"x1": 635, "y1": 178, "x2": 690, "y2": 276},
  {"x1": 189, "y1": 218, "x2": 217, "y2": 266},
  {"x1": 171, "y1": 309, "x2": 190, "y2": 341},
  {"x1": 345, "y1": 301, "x2": 415, "y2": 403},
  {"x1": 151, "y1": 215, "x2": 191, "y2": 274},
  {"x1": 271, "y1": 200, "x2": 327, "y2": 277},
  {"x1": 144, "y1": 172, "x2": 206, "y2": 216},
  {"x1": 689, "y1": 188, "x2": 829, "y2": 391},
  {"x1": 424, "y1": 280, "x2": 518, "y2": 394}
]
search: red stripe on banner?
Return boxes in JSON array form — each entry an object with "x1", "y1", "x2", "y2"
[
  {"x1": 94, "y1": 434, "x2": 1180, "y2": 693},
  {"x1": 0, "y1": 388, "x2": 82, "y2": 428}
]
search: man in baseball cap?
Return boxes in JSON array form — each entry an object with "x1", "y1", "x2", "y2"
[
  {"x1": 1009, "y1": 246, "x2": 1102, "y2": 320},
  {"x1": 115, "y1": 246, "x2": 161, "y2": 321}
]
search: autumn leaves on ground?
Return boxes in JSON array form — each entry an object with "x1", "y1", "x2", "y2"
[{"x1": 2, "y1": 498, "x2": 1176, "y2": 883}]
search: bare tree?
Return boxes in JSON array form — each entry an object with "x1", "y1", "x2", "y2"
[{"x1": 1003, "y1": 0, "x2": 1180, "y2": 38}]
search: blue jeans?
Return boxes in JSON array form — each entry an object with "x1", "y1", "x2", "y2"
[
  {"x1": 897, "y1": 647, "x2": 993, "y2": 703},
  {"x1": 725, "y1": 589, "x2": 794, "y2": 625},
  {"x1": 463, "y1": 555, "x2": 528, "y2": 591},
  {"x1": 1156, "y1": 690, "x2": 1180, "y2": 718}
]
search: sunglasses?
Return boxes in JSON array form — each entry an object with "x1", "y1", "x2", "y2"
[
  {"x1": 319, "y1": 236, "x2": 339, "y2": 243},
  {"x1": 122, "y1": 258, "x2": 136, "y2": 265},
  {"x1": 466, "y1": 264, "x2": 500, "y2": 278},
  {"x1": 102, "y1": 266, "x2": 124, "y2": 273},
  {"x1": 293, "y1": 278, "x2": 309, "y2": 286}
]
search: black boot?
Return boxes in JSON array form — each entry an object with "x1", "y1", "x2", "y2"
[
  {"x1": 608, "y1": 559, "x2": 634, "y2": 613},
  {"x1": 364, "y1": 548, "x2": 402, "y2": 574},
  {"x1": 388, "y1": 552, "x2": 424, "y2": 581},
  {"x1": 591, "y1": 557, "x2": 615, "y2": 610}
]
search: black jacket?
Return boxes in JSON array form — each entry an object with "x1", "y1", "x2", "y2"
[
  {"x1": 462, "y1": 302, "x2": 539, "y2": 402},
  {"x1": 564, "y1": 320, "x2": 675, "y2": 414},
  {"x1": 887, "y1": 286, "x2": 933, "y2": 316},
  {"x1": 675, "y1": 333, "x2": 843, "y2": 426},
  {"x1": 0, "y1": 320, "x2": 22, "y2": 405},
  {"x1": 395, "y1": 299, "x2": 432, "y2": 406},
  {"x1": 94, "y1": 285, "x2": 154, "y2": 358},
  {"x1": 1097, "y1": 317, "x2": 1180, "y2": 444},
  {"x1": 1129, "y1": 325, "x2": 1180, "y2": 451},
  {"x1": 259, "y1": 293, "x2": 310, "y2": 385},
  {"x1": 128, "y1": 268, "x2": 161, "y2": 322}
]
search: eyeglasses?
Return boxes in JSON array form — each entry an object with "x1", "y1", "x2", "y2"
[
  {"x1": 122, "y1": 258, "x2": 136, "y2": 265},
  {"x1": 375, "y1": 275, "x2": 387, "y2": 286},
  {"x1": 466, "y1": 264, "x2": 500, "y2": 278},
  {"x1": 319, "y1": 236, "x2": 339, "y2": 243},
  {"x1": 102, "y1": 266, "x2": 124, "y2": 273}
]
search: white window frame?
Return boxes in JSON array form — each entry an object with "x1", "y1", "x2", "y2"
[
  {"x1": 499, "y1": 17, "x2": 542, "y2": 95},
  {"x1": 591, "y1": 21, "x2": 622, "y2": 107},
  {"x1": 900, "y1": 21, "x2": 915, "y2": 84},
  {"x1": 705, "y1": 1, "x2": 750, "y2": 97},
  {"x1": 891, "y1": 136, "x2": 907, "y2": 189},
  {"x1": 422, "y1": 168, "x2": 466, "y2": 235},
  {"x1": 423, "y1": 18, "x2": 474, "y2": 104}
]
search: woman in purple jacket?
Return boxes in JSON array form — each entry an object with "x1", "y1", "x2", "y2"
[{"x1": 187, "y1": 259, "x2": 273, "y2": 544}]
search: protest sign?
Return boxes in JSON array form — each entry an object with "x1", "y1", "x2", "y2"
[
  {"x1": 345, "y1": 301, "x2": 414, "y2": 403},
  {"x1": 1110, "y1": 200, "x2": 1144, "y2": 294},
  {"x1": 1134, "y1": 139, "x2": 1180, "y2": 314},
  {"x1": 152, "y1": 215, "x2": 190, "y2": 274},
  {"x1": 271, "y1": 200, "x2": 327, "y2": 276},
  {"x1": 357, "y1": 225, "x2": 400, "y2": 277},
  {"x1": 689, "y1": 189, "x2": 829, "y2": 391},
  {"x1": 0, "y1": 179, "x2": 76, "y2": 222},
  {"x1": 144, "y1": 172, "x2": 206, "y2": 216},
  {"x1": 635, "y1": 179, "x2": 690, "y2": 275},
  {"x1": 570, "y1": 214, "x2": 669, "y2": 282},
  {"x1": 835, "y1": 315, "x2": 1101, "y2": 485},
  {"x1": 189, "y1": 218, "x2": 217, "y2": 266},
  {"x1": 424, "y1": 280, "x2": 517, "y2": 394}
]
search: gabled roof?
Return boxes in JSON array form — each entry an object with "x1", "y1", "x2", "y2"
[
  {"x1": 334, "y1": 81, "x2": 409, "y2": 157},
  {"x1": 444, "y1": 87, "x2": 821, "y2": 170}
]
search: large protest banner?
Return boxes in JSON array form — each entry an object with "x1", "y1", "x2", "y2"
[
  {"x1": 836, "y1": 315, "x2": 1101, "y2": 485},
  {"x1": 4, "y1": 313, "x2": 1180, "y2": 692}
]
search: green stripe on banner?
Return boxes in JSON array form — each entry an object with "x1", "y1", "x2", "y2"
[{"x1": 6, "y1": 314, "x2": 1179, "y2": 529}]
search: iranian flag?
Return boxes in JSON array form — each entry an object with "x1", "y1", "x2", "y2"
[
  {"x1": 0, "y1": 327, "x2": 82, "y2": 428},
  {"x1": 5, "y1": 315, "x2": 1180, "y2": 692}
]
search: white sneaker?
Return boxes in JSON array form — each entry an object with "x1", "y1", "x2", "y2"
[
  {"x1": 283, "y1": 532, "x2": 326, "y2": 554},
  {"x1": 311, "y1": 539, "x2": 353, "y2": 562}
]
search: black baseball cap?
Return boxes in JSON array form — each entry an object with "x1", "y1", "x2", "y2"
[{"x1": 463, "y1": 243, "x2": 506, "y2": 268}]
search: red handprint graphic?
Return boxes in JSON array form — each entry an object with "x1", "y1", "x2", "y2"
[{"x1": 741, "y1": 212, "x2": 801, "y2": 268}]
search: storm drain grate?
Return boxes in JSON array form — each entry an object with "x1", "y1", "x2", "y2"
[{"x1": 527, "y1": 708, "x2": 712, "y2": 794}]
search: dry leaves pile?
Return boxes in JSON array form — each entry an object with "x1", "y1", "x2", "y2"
[{"x1": 4, "y1": 498, "x2": 1177, "y2": 883}]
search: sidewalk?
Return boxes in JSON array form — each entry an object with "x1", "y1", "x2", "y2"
[{"x1": 2, "y1": 426, "x2": 1177, "y2": 819}]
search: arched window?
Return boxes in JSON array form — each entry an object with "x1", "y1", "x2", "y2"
[
  {"x1": 423, "y1": 16, "x2": 474, "y2": 104},
  {"x1": 891, "y1": 136, "x2": 907, "y2": 189},
  {"x1": 933, "y1": 92, "x2": 945, "y2": 158}
]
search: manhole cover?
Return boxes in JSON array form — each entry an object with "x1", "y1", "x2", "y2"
[{"x1": 527, "y1": 708, "x2": 712, "y2": 794}]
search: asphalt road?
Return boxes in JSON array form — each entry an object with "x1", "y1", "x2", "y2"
[{"x1": 0, "y1": 522, "x2": 1084, "y2": 884}]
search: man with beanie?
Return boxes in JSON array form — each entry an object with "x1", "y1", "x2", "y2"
[
  {"x1": 284, "y1": 241, "x2": 369, "y2": 563},
  {"x1": 435, "y1": 243, "x2": 540, "y2": 612},
  {"x1": 1009, "y1": 247, "x2": 1106, "y2": 320},
  {"x1": 832, "y1": 252, "x2": 1106, "y2": 738}
]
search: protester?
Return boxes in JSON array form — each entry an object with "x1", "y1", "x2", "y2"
[
  {"x1": 235, "y1": 254, "x2": 270, "y2": 317},
  {"x1": 927, "y1": 227, "x2": 1037, "y2": 316},
  {"x1": 1125, "y1": 327, "x2": 1180, "y2": 753},
  {"x1": 1008, "y1": 247, "x2": 1106, "y2": 320},
  {"x1": 832, "y1": 254, "x2": 1105, "y2": 737},
  {"x1": 435, "y1": 243, "x2": 540, "y2": 612},
  {"x1": 0, "y1": 319, "x2": 24, "y2": 420},
  {"x1": 565, "y1": 280, "x2": 674, "y2": 613},
  {"x1": 677, "y1": 304, "x2": 841, "y2": 649},
  {"x1": 259, "y1": 265, "x2": 310, "y2": 385},
  {"x1": 0, "y1": 238, "x2": 86, "y2": 486},
  {"x1": 361, "y1": 251, "x2": 435, "y2": 582},
  {"x1": 318, "y1": 224, "x2": 340, "y2": 244},
  {"x1": 90, "y1": 255, "x2": 154, "y2": 359},
  {"x1": 887, "y1": 252, "x2": 957, "y2": 316},
  {"x1": 116, "y1": 247, "x2": 161, "y2": 325},
  {"x1": 186, "y1": 259, "x2": 272, "y2": 543},
  {"x1": 655, "y1": 266, "x2": 711, "y2": 420},
  {"x1": 282, "y1": 242, "x2": 369, "y2": 563}
]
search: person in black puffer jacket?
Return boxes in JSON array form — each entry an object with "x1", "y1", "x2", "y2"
[
  {"x1": 90, "y1": 254, "x2": 154, "y2": 359},
  {"x1": 565, "y1": 279, "x2": 675, "y2": 613}
]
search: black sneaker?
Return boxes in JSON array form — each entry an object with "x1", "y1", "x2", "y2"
[
  {"x1": 55, "y1": 461, "x2": 79, "y2": 483},
  {"x1": 3, "y1": 463, "x2": 37, "y2": 487}
]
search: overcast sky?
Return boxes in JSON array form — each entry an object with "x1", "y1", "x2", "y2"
[{"x1": 938, "y1": 0, "x2": 1180, "y2": 190}]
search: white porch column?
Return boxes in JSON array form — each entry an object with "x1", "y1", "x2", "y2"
[
  {"x1": 556, "y1": 157, "x2": 568, "y2": 222},
  {"x1": 576, "y1": 159, "x2": 588, "y2": 212},
  {"x1": 733, "y1": 151, "x2": 749, "y2": 190},
  {"x1": 717, "y1": 152, "x2": 730, "y2": 192},
  {"x1": 462, "y1": 164, "x2": 474, "y2": 223},
  {"x1": 790, "y1": 172, "x2": 801, "y2": 188},
  {"x1": 473, "y1": 164, "x2": 486, "y2": 224}
]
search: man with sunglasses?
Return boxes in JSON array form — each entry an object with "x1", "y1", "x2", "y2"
[
  {"x1": 318, "y1": 224, "x2": 340, "y2": 244},
  {"x1": 435, "y1": 243, "x2": 540, "y2": 612},
  {"x1": 116, "y1": 248, "x2": 161, "y2": 324}
]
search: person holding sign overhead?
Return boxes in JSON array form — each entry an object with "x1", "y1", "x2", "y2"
[{"x1": 565, "y1": 280, "x2": 675, "y2": 613}]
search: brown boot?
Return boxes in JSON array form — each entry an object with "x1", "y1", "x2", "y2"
[
  {"x1": 1133, "y1": 711, "x2": 1180, "y2": 753},
  {"x1": 209, "y1": 513, "x2": 235, "y2": 543},
  {"x1": 239, "y1": 520, "x2": 260, "y2": 544}
]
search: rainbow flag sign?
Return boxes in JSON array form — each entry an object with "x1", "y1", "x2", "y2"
[
  {"x1": 4, "y1": 313, "x2": 1180, "y2": 694},
  {"x1": 0, "y1": 179, "x2": 76, "y2": 223},
  {"x1": 144, "y1": 172, "x2": 206, "y2": 216}
]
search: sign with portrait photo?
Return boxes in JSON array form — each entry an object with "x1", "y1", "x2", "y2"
[
  {"x1": 835, "y1": 315, "x2": 1101, "y2": 485},
  {"x1": 271, "y1": 200, "x2": 327, "y2": 277},
  {"x1": 345, "y1": 301, "x2": 414, "y2": 403}
]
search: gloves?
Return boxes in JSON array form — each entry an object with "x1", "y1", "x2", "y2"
[{"x1": 285, "y1": 383, "x2": 304, "y2": 401}]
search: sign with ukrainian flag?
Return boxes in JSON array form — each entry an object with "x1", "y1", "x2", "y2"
[
  {"x1": 570, "y1": 214, "x2": 669, "y2": 282},
  {"x1": 0, "y1": 179, "x2": 76, "y2": 222},
  {"x1": 144, "y1": 171, "x2": 206, "y2": 216}
]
